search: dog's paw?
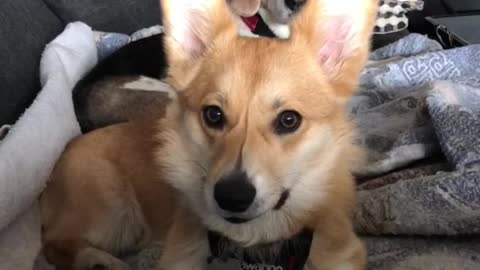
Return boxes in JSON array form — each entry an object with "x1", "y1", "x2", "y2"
[
  {"x1": 75, "y1": 247, "x2": 131, "y2": 270},
  {"x1": 86, "y1": 261, "x2": 131, "y2": 270},
  {"x1": 90, "y1": 264, "x2": 109, "y2": 270},
  {"x1": 82, "y1": 260, "x2": 131, "y2": 270}
]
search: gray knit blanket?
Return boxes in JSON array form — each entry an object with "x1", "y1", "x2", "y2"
[{"x1": 351, "y1": 34, "x2": 480, "y2": 269}]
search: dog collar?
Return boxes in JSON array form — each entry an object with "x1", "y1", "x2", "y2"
[
  {"x1": 240, "y1": 13, "x2": 276, "y2": 38},
  {"x1": 207, "y1": 228, "x2": 313, "y2": 270}
]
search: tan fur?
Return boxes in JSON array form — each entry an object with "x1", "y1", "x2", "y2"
[
  {"x1": 228, "y1": 0, "x2": 261, "y2": 17},
  {"x1": 40, "y1": 0, "x2": 377, "y2": 269}
]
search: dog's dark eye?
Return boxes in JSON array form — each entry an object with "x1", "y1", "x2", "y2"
[
  {"x1": 274, "y1": 110, "x2": 302, "y2": 134},
  {"x1": 203, "y1": 106, "x2": 225, "y2": 129}
]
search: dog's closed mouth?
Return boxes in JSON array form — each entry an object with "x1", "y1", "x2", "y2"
[
  {"x1": 224, "y1": 190, "x2": 290, "y2": 224},
  {"x1": 225, "y1": 217, "x2": 251, "y2": 224},
  {"x1": 274, "y1": 190, "x2": 290, "y2": 210}
]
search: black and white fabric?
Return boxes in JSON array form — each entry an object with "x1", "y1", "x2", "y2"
[
  {"x1": 374, "y1": 0, "x2": 424, "y2": 34},
  {"x1": 238, "y1": 0, "x2": 424, "y2": 50},
  {"x1": 236, "y1": 8, "x2": 291, "y2": 39},
  {"x1": 236, "y1": 1, "x2": 306, "y2": 39}
]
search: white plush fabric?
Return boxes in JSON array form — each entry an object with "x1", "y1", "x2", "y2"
[{"x1": 0, "y1": 22, "x2": 98, "y2": 270}]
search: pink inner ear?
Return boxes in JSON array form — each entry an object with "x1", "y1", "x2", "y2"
[
  {"x1": 183, "y1": 31, "x2": 206, "y2": 59},
  {"x1": 316, "y1": 17, "x2": 352, "y2": 75},
  {"x1": 170, "y1": 1, "x2": 209, "y2": 60}
]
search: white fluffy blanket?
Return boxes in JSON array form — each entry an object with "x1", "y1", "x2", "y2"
[{"x1": 0, "y1": 22, "x2": 97, "y2": 270}]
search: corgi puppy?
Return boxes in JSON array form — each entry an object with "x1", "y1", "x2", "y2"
[{"x1": 40, "y1": 0, "x2": 377, "y2": 269}]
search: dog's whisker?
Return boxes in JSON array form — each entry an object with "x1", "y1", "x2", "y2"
[{"x1": 180, "y1": 159, "x2": 208, "y2": 175}]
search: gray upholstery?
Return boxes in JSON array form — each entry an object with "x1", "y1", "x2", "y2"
[
  {"x1": 443, "y1": 0, "x2": 480, "y2": 13},
  {"x1": 0, "y1": 0, "x2": 163, "y2": 126},
  {"x1": 0, "y1": 0, "x2": 64, "y2": 126},
  {"x1": 43, "y1": 0, "x2": 162, "y2": 33}
]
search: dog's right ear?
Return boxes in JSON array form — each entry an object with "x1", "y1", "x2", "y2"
[
  {"x1": 291, "y1": 0, "x2": 378, "y2": 97},
  {"x1": 160, "y1": 0, "x2": 235, "y2": 90}
]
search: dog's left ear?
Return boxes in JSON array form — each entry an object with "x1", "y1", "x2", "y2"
[
  {"x1": 160, "y1": 0, "x2": 235, "y2": 90},
  {"x1": 292, "y1": 0, "x2": 378, "y2": 97}
]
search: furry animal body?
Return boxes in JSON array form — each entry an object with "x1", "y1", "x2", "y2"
[{"x1": 40, "y1": 0, "x2": 378, "y2": 269}]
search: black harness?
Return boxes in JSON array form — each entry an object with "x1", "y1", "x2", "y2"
[{"x1": 207, "y1": 229, "x2": 313, "y2": 270}]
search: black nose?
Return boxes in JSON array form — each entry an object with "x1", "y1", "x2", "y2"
[{"x1": 214, "y1": 170, "x2": 256, "y2": 213}]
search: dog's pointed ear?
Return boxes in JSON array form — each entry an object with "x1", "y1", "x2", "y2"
[
  {"x1": 160, "y1": 0, "x2": 234, "y2": 90},
  {"x1": 292, "y1": 0, "x2": 378, "y2": 97}
]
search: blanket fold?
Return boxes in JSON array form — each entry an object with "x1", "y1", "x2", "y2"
[
  {"x1": 351, "y1": 33, "x2": 480, "y2": 269},
  {"x1": 0, "y1": 22, "x2": 97, "y2": 270}
]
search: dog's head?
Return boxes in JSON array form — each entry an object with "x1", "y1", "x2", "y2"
[{"x1": 158, "y1": 0, "x2": 377, "y2": 245}]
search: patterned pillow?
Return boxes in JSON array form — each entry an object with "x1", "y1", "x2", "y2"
[
  {"x1": 374, "y1": 0, "x2": 424, "y2": 34},
  {"x1": 94, "y1": 25, "x2": 164, "y2": 61}
]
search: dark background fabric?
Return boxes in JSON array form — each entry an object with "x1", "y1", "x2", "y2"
[
  {"x1": 443, "y1": 0, "x2": 480, "y2": 13},
  {"x1": 408, "y1": 0, "x2": 449, "y2": 34},
  {"x1": 0, "y1": 0, "x2": 162, "y2": 126},
  {"x1": 0, "y1": 0, "x2": 64, "y2": 126},
  {"x1": 42, "y1": 0, "x2": 162, "y2": 34},
  {"x1": 408, "y1": 0, "x2": 480, "y2": 35}
]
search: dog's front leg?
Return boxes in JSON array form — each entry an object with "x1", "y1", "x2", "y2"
[
  {"x1": 155, "y1": 207, "x2": 209, "y2": 270},
  {"x1": 306, "y1": 214, "x2": 366, "y2": 270}
]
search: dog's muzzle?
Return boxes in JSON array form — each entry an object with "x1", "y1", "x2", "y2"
[{"x1": 214, "y1": 170, "x2": 257, "y2": 214}]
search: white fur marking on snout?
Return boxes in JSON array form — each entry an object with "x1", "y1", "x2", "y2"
[{"x1": 122, "y1": 76, "x2": 176, "y2": 97}]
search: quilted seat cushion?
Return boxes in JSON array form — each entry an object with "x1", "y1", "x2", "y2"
[
  {"x1": 43, "y1": 0, "x2": 162, "y2": 33},
  {"x1": 0, "y1": 0, "x2": 64, "y2": 126}
]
